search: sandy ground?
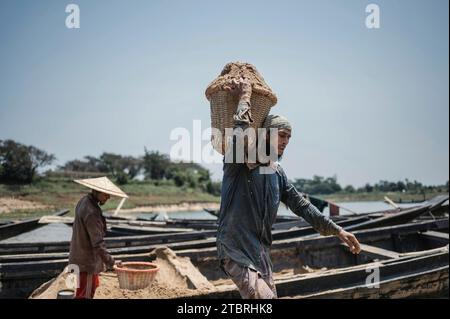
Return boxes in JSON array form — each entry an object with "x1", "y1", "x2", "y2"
[
  {"x1": 0, "y1": 197, "x2": 50, "y2": 214},
  {"x1": 30, "y1": 247, "x2": 217, "y2": 299},
  {"x1": 30, "y1": 246, "x2": 325, "y2": 299}
]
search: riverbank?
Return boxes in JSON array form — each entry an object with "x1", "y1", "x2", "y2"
[
  {"x1": 322, "y1": 191, "x2": 448, "y2": 203},
  {"x1": 1, "y1": 178, "x2": 447, "y2": 220},
  {"x1": 0, "y1": 178, "x2": 220, "y2": 219},
  {"x1": 111, "y1": 202, "x2": 220, "y2": 214}
]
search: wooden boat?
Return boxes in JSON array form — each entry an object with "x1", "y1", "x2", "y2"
[
  {"x1": 0, "y1": 215, "x2": 369, "y2": 258},
  {"x1": 107, "y1": 215, "x2": 308, "y2": 229},
  {"x1": 107, "y1": 225, "x2": 196, "y2": 235},
  {"x1": 104, "y1": 195, "x2": 439, "y2": 233},
  {"x1": 108, "y1": 214, "x2": 358, "y2": 235},
  {"x1": 0, "y1": 204, "x2": 428, "y2": 257},
  {"x1": 179, "y1": 221, "x2": 449, "y2": 299},
  {"x1": 0, "y1": 196, "x2": 446, "y2": 298},
  {"x1": 1, "y1": 198, "x2": 446, "y2": 258},
  {"x1": 24, "y1": 218, "x2": 450, "y2": 299},
  {"x1": 0, "y1": 209, "x2": 70, "y2": 241},
  {"x1": 105, "y1": 218, "x2": 219, "y2": 230},
  {"x1": 203, "y1": 208, "x2": 303, "y2": 223},
  {"x1": 0, "y1": 218, "x2": 447, "y2": 299},
  {"x1": 103, "y1": 213, "x2": 159, "y2": 221},
  {"x1": 431, "y1": 200, "x2": 449, "y2": 216},
  {"x1": 188, "y1": 247, "x2": 449, "y2": 299},
  {"x1": 103, "y1": 195, "x2": 448, "y2": 233},
  {"x1": 85, "y1": 197, "x2": 448, "y2": 236}
]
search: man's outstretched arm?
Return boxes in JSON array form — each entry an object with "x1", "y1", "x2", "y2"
[{"x1": 281, "y1": 182, "x2": 361, "y2": 254}]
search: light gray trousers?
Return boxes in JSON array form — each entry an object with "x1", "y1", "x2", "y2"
[{"x1": 222, "y1": 257, "x2": 277, "y2": 299}]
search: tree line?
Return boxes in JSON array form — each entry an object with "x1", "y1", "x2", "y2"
[
  {"x1": 291, "y1": 175, "x2": 449, "y2": 195},
  {"x1": 0, "y1": 139, "x2": 221, "y2": 196},
  {"x1": 1, "y1": 139, "x2": 448, "y2": 196},
  {"x1": 60, "y1": 148, "x2": 221, "y2": 195}
]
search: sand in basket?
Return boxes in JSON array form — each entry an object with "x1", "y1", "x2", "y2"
[{"x1": 205, "y1": 62, "x2": 278, "y2": 154}]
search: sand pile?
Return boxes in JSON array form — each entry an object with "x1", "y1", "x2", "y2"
[
  {"x1": 30, "y1": 247, "x2": 216, "y2": 299},
  {"x1": 150, "y1": 246, "x2": 216, "y2": 290},
  {"x1": 205, "y1": 62, "x2": 277, "y2": 104}
]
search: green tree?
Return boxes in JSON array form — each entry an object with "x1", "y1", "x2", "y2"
[
  {"x1": 364, "y1": 183, "x2": 374, "y2": 193},
  {"x1": 142, "y1": 149, "x2": 170, "y2": 180},
  {"x1": 60, "y1": 156, "x2": 106, "y2": 172},
  {"x1": 0, "y1": 139, "x2": 55, "y2": 183},
  {"x1": 206, "y1": 181, "x2": 222, "y2": 196},
  {"x1": 344, "y1": 185, "x2": 355, "y2": 193},
  {"x1": 61, "y1": 153, "x2": 142, "y2": 183},
  {"x1": 292, "y1": 175, "x2": 342, "y2": 195}
]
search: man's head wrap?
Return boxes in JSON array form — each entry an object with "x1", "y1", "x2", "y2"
[{"x1": 263, "y1": 114, "x2": 292, "y2": 131}]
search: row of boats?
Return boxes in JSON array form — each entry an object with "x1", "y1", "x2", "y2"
[
  {"x1": 0, "y1": 195, "x2": 448, "y2": 298},
  {"x1": 0, "y1": 210, "x2": 69, "y2": 241}
]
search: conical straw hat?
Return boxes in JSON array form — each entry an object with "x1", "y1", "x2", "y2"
[{"x1": 74, "y1": 177, "x2": 128, "y2": 198}]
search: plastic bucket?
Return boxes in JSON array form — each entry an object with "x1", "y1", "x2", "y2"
[{"x1": 57, "y1": 289, "x2": 75, "y2": 299}]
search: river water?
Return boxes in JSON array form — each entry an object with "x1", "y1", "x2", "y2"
[{"x1": 0, "y1": 201, "x2": 419, "y2": 243}]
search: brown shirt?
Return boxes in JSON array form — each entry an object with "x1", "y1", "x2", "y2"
[{"x1": 69, "y1": 194, "x2": 114, "y2": 274}]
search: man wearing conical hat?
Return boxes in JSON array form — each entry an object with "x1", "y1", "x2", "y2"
[
  {"x1": 217, "y1": 78, "x2": 361, "y2": 299},
  {"x1": 69, "y1": 176, "x2": 128, "y2": 299}
]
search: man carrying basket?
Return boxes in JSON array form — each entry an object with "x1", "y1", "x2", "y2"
[{"x1": 216, "y1": 77, "x2": 361, "y2": 299}]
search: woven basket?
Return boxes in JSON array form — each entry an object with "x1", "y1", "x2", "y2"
[
  {"x1": 114, "y1": 262, "x2": 159, "y2": 290},
  {"x1": 205, "y1": 62, "x2": 277, "y2": 155},
  {"x1": 209, "y1": 91, "x2": 275, "y2": 154}
]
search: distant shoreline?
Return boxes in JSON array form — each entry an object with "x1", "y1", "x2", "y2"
[
  {"x1": 322, "y1": 191, "x2": 448, "y2": 203},
  {"x1": 106, "y1": 202, "x2": 220, "y2": 214},
  {"x1": 1, "y1": 179, "x2": 447, "y2": 220},
  {"x1": 0, "y1": 178, "x2": 221, "y2": 219}
]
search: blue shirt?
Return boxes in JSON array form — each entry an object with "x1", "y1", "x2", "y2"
[{"x1": 216, "y1": 102, "x2": 342, "y2": 275}]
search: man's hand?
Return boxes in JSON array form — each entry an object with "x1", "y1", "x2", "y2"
[
  {"x1": 338, "y1": 229, "x2": 361, "y2": 254},
  {"x1": 105, "y1": 256, "x2": 116, "y2": 271},
  {"x1": 224, "y1": 77, "x2": 254, "y2": 125},
  {"x1": 223, "y1": 77, "x2": 252, "y2": 104},
  {"x1": 105, "y1": 260, "x2": 123, "y2": 272}
]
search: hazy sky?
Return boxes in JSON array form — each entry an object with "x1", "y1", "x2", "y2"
[{"x1": 0, "y1": 0, "x2": 448, "y2": 187}]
